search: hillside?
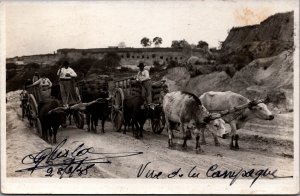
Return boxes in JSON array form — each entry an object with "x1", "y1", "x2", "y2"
[
  {"x1": 164, "y1": 11, "x2": 294, "y2": 112},
  {"x1": 215, "y1": 11, "x2": 294, "y2": 67},
  {"x1": 222, "y1": 11, "x2": 293, "y2": 54}
]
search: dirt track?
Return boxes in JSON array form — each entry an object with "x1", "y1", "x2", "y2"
[{"x1": 6, "y1": 93, "x2": 294, "y2": 182}]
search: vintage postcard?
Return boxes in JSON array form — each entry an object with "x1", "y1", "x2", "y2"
[{"x1": 1, "y1": 0, "x2": 299, "y2": 194}]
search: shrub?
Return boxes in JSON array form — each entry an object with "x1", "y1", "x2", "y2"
[
  {"x1": 225, "y1": 65, "x2": 236, "y2": 78},
  {"x1": 26, "y1": 62, "x2": 40, "y2": 69},
  {"x1": 71, "y1": 57, "x2": 97, "y2": 77},
  {"x1": 6, "y1": 70, "x2": 17, "y2": 80},
  {"x1": 6, "y1": 63, "x2": 17, "y2": 70},
  {"x1": 153, "y1": 60, "x2": 160, "y2": 67},
  {"x1": 120, "y1": 67, "x2": 131, "y2": 72},
  {"x1": 234, "y1": 63, "x2": 246, "y2": 71},
  {"x1": 167, "y1": 60, "x2": 179, "y2": 69}
]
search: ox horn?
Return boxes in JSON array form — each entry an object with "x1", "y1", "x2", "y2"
[
  {"x1": 261, "y1": 95, "x2": 270, "y2": 103},
  {"x1": 203, "y1": 113, "x2": 222, "y2": 123},
  {"x1": 48, "y1": 106, "x2": 67, "y2": 115},
  {"x1": 249, "y1": 98, "x2": 265, "y2": 109},
  {"x1": 95, "y1": 97, "x2": 110, "y2": 102}
]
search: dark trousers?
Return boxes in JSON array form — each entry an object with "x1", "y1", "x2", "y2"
[{"x1": 141, "y1": 80, "x2": 152, "y2": 104}]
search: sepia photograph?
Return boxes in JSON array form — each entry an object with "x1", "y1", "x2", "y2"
[{"x1": 1, "y1": 0, "x2": 299, "y2": 194}]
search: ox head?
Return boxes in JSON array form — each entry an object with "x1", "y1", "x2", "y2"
[
  {"x1": 198, "y1": 106, "x2": 228, "y2": 139},
  {"x1": 248, "y1": 99, "x2": 274, "y2": 120},
  {"x1": 48, "y1": 107, "x2": 68, "y2": 128},
  {"x1": 205, "y1": 116, "x2": 227, "y2": 139}
]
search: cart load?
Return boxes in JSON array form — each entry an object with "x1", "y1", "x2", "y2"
[
  {"x1": 114, "y1": 78, "x2": 167, "y2": 104},
  {"x1": 25, "y1": 80, "x2": 85, "y2": 140},
  {"x1": 77, "y1": 75, "x2": 113, "y2": 101},
  {"x1": 112, "y1": 77, "x2": 167, "y2": 134}
]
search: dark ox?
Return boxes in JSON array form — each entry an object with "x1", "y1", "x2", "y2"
[
  {"x1": 51, "y1": 84, "x2": 81, "y2": 126},
  {"x1": 163, "y1": 91, "x2": 227, "y2": 154},
  {"x1": 38, "y1": 98, "x2": 67, "y2": 144},
  {"x1": 123, "y1": 96, "x2": 154, "y2": 139},
  {"x1": 199, "y1": 91, "x2": 274, "y2": 150},
  {"x1": 81, "y1": 90, "x2": 110, "y2": 133}
]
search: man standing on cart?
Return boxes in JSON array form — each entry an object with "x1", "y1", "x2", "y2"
[
  {"x1": 57, "y1": 60, "x2": 80, "y2": 108},
  {"x1": 136, "y1": 62, "x2": 152, "y2": 105}
]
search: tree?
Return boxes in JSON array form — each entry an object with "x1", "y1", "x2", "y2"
[
  {"x1": 171, "y1": 40, "x2": 181, "y2": 48},
  {"x1": 71, "y1": 57, "x2": 96, "y2": 78},
  {"x1": 218, "y1": 41, "x2": 224, "y2": 50},
  {"x1": 190, "y1": 44, "x2": 197, "y2": 49},
  {"x1": 118, "y1": 42, "x2": 126, "y2": 48},
  {"x1": 100, "y1": 52, "x2": 121, "y2": 72},
  {"x1": 180, "y1": 40, "x2": 192, "y2": 55},
  {"x1": 153, "y1": 37, "x2": 162, "y2": 47},
  {"x1": 171, "y1": 39, "x2": 190, "y2": 49},
  {"x1": 197, "y1": 41, "x2": 209, "y2": 49},
  {"x1": 141, "y1": 37, "x2": 152, "y2": 47}
]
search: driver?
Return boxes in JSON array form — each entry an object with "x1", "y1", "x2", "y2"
[
  {"x1": 57, "y1": 60, "x2": 79, "y2": 108},
  {"x1": 136, "y1": 62, "x2": 152, "y2": 104}
]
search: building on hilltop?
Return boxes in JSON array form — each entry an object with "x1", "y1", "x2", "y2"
[
  {"x1": 57, "y1": 47, "x2": 208, "y2": 66},
  {"x1": 7, "y1": 47, "x2": 209, "y2": 67}
]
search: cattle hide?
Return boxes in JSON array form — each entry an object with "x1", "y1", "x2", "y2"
[{"x1": 38, "y1": 98, "x2": 67, "y2": 144}]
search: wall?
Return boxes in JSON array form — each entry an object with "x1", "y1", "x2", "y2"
[
  {"x1": 7, "y1": 47, "x2": 208, "y2": 67},
  {"x1": 58, "y1": 47, "x2": 207, "y2": 66},
  {"x1": 7, "y1": 54, "x2": 62, "y2": 66}
]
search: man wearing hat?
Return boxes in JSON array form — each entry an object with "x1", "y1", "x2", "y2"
[
  {"x1": 57, "y1": 60, "x2": 79, "y2": 107},
  {"x1": 136, "y1": 62, "x2": 152, "y2": 104},
  {"x1": 29, "y1": 73, "x2": 52, "y2": 99}
]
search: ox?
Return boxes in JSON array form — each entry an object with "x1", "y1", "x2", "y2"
[
  {"x1": 123, "y1": 96, "x2": 154, "y2": 139},
  {"x1": 80, "y1": 89, "x2": 110, "y2": 133},
  {"x1": 163, "y1": 91, "x2": 227, "y2": 154},
  {"x1": 38, "y1": 98, "x2": 67, "y2": 144},
  {"x1": 199, "y1": 91, "x2": 274, "y2": 150}
]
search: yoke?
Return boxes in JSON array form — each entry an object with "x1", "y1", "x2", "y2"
[{"x1": 113, "y1": 77, "x2": 167, "y2": 104}]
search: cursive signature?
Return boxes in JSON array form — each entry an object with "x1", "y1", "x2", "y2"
[
  {"x1": 137, "y1": 162, "x2": 293, "y2": 187},
  {"x1": 15, "y1": 139, "x2": 143, "y2": 178},
  {"x1": 206, "y1": 164, "x2": 289, "y2": 187}
]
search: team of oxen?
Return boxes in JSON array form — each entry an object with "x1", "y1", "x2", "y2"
[
  {"x1": 37, "y1": 84, "x2": 111, "y2": 144},
  {"x1": 35, "y1": 84, "x2": 274, "y2": 153}
]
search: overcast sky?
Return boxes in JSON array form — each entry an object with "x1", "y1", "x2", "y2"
[{"x1": 5, "y1": 0, "x2": 297, "y2": 58}]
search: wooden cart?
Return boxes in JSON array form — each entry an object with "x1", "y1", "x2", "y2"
[
  {"x1": 26, "y1": 82, "x2": 85, "y2": 136},
  {"x1": 26, "y1": 85, "x2": 43, "y2": 135},
  {"x1": 110, "y1": 77, "x2": 167, "y2": 134}
]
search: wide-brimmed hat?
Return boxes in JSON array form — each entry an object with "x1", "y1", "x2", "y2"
[{"x1": 137, "y1": 63, "x2": 145, "y2": 68}]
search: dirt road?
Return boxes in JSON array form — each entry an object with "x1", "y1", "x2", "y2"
[{"x1": 6, "y1": 92, "x2": 294, "y2": 183}]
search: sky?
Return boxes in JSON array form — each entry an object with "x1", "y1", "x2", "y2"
[{"x1": 5, "y1": 0, "x2": 297, "y2": 58}]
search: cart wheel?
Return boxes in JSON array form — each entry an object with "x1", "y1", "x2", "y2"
[
  {"x1": 111, "y1": 88, "x2": 124, "y2": 132},
  {"x1": 36, "y1": 117, "x2": 42, "y2": 137},
  {"x1": 74, "y1": 111, "x2": 84, "y2": 129},
  {"x1": 28, "y1": 94, "x2": 38, "y2": 119},
  {"x1": 151, "y1": 110, "x2": 165, "y2": 134},
  {"x1": 25, "y1": 105, "x2": 34, "y2": 127}
]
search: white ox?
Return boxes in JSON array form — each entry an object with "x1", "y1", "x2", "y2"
[
  {"x1": 163, "y1": 91, "x2": 227, "y2": 154},
  {"x1": 199, "y1": 91, "x2": 274, "y2": 150}
]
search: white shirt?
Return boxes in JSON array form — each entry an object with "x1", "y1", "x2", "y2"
[
  {"x1": 32, "y1": 77, "x2": 52, "y2": 87},
  {"x1": 57, "y1": 67, "x2": 77, "y2": 79},
  {"x1": 136, "y1": 69, "x2": 151, "y2": 81}
]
